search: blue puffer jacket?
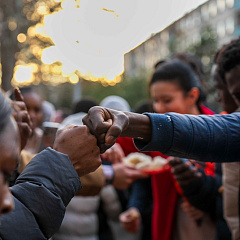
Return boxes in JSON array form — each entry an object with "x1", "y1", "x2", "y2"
[
  {"x1": 134, "y1": 112, "x2": 240, "y2": 162},
  {"x1": 0, "y1": 148, "x2": 81, "y2": 240}
]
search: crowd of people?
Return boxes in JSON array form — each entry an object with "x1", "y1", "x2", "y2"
[{"x1": 0, "y1": 31, "x2": 240, "y2": 240}]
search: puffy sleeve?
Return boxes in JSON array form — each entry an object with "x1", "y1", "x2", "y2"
[
  {"x1": 134, "y1": 112, "x2": 240, "y2": 162},
  {"x1": 0, "y1": 147, "x2": 81, "y2": 240}
]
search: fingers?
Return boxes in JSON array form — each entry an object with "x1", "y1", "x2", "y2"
[
  {"x1": 170, "y1": 158, "x2": 202, "y2": 185},
  {"x1": 181, "y1": 202, "x2": 205, "y2": 220},
  {"x1": 14, "y1": 87, "x2": 24, "y2": 102},
  {"x1": 120, "y1": 208, "x2": 141, "y2": 234},
  {"x1": 83, "y1": 107, "x2": 129, "y2": 153},
  {"x1": 100, "y1": 143, "x2": 125, "y2": 163},
  {"x1": 54, "y1": 125, "x2": 102, "y2": 177},
  {"x1": 105, "y1": 113, "x2": 128, "y2": 145},
  {"x1": 168, "y1": 157, "x2": 182, "y2": 167},
  {"x1": 127, "y1": 167, "x2": 149, "y2": 180}
]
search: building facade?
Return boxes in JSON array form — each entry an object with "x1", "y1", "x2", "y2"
[{"x1": 124, "y1": 0, "x2": 240, "y2": 77}]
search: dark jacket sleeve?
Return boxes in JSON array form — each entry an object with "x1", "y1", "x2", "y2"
[
  {"x1": 0, "y1": 148, "x2": 81, "y2": 240},
  {"x1": 134, "y1": 112, "x2": 240, "y2": 162},
  {"x1": 127, "y1": 178, "x2": 152, "y2": 215}
]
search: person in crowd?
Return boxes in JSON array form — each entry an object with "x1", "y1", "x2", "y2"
[
  {"x1": 120, "y1": 59, "x2": 216, "y2": 240},
  {"x1": 217, "y1": 38, "x2": 240, "y2": 240},
  {"x1": 42, "y1": 100, "x2": 56, "y2": 122},
  {"x1": 18, "y1": 87, "x2": 44, "y2": 154},
  {"x1": 0, "y1": 88, "x2": 101, "y2": 240},
  {"x1": 119, "y1": 101, "x2": 155, "y2": 240},
  {"x1": 168, "y1": 49, "x2": 237, "y2": 240},
  {"x1": 99, "y1": 95, "x2": 147, "y2": 240},
  {"x1": 53, "y1": 97, "x2": 145, "y2": 240}
]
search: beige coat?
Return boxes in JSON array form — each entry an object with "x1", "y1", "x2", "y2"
[{"x1": 222, "y1": 162, "x2": 240, "y2": 240}]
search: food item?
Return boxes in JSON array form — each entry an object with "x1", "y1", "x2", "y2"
[
  {"x1": 150, "y1": 156, "x2": 167, "y2": 170},
  {"x1": 123, "y1": 152, "x2": 152, "y2": 170},
  {"x1": 123, "y1": 153, "x2": 168, "y2": 171}
]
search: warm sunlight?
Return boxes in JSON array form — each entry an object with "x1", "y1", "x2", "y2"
[{"x1": 13, "y1": 0, "x2": 207, "y2": 86}]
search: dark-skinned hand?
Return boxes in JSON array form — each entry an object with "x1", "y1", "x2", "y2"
[
  {"x1": 53, "y1": 125, "x2": 101, "y2": 177},
  {"x1": 169, "y1": 157, "x2": 202, "y2": 186},
  {"x1": 11, "y1": 88, "x2": 32, "y2": 150},
  {"x1": 82, "y1": 106, "x2": 129, "y2": 153}
]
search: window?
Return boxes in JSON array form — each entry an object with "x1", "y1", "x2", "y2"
[
  {"x1": 226, "y1": 17, "x2": 235, "y2": 34},
  {"x1": 209, "y1": 2, "x2": 217, "y2": 17},
  {"x1": 217, "y1": 21, "x2": 226, "y2": 37},
  {"x1": 226, "y1": 0, "x2": 234, "y2": 8},
  {"x1": 193, "y1": 12, "x2": 201, "y2": 25},
  {"x1": 201, "y1": 5, "x2": 209, "y2": 20},
  {"x1": 217, "y1": 0, "x2": 225, "y2": 11}
]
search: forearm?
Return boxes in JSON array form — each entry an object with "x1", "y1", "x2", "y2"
[
  {"x1": 134, "y1": 112, "x2": 240, "y2": 162},
  {"x1": 121, "y1": 112, "x2": 152, "y2": 142}
]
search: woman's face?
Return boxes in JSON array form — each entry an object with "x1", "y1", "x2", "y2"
[
  {"x1": 150, "y1": 80, "x2": 192, "y2": 114},
  {"x1": 0, "y1": 117, "x2": 20, "y2": 217},
  {"x1": 23, "y1": 92, "x2": 43, "y2": 129}
]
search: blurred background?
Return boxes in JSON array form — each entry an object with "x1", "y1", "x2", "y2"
[{"x1": 0, "y1": 0, "x2": 239, "y2": 111}]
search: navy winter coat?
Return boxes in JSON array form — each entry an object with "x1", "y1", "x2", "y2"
[{"x1": 134, "y1": 112, "x2": 240, "y2": 162}]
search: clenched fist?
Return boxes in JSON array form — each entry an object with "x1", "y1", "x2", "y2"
[{"x1": 53, "y1": 125, "x2": 101, "y2": 177}]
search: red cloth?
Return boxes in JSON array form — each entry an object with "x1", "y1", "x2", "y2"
[
  {"x1": 118, "y1": 105, "x2": 216, "y2": 240},
  {"x1": 151, "y1": 105, "x2": 215, "y2": 240},
  {"x1": 116, "y1": 137, "x2": 166, "y2": 159}
]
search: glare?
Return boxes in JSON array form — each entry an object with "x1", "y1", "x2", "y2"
[
  {"x1": 17, "y1": 0, "x2": 207, "y2": 86},
  {"x1": 17, "y1": 33, "x2": 27, "y2": 43},
  {"x1": 69, "y1": 74, "x2": 79, "y2": 84},
  {"x1": 8, "y1": 20, "x2": 17, "y2": 31},
  {"x1": 13, "y1": 64, "x2": 38, "y2": 85}
]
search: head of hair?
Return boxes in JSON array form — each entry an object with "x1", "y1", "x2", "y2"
[
  {"x1": 173, "y1": 52, "x2": 205, "y2": 82},
  {"x1": 0, "y1": 90, "x2": 13, "y2": 135},
  {"x1": 154, "y1": 59, "x2": 167, "y2": 70},
  {"x1": 212, "y1": 48, "x2": 226, "y2": 85},
  {"x1": 134, "y1": 100, "x2": 154, "y2": 114},
  {"x1": 149, "y1": 59, "x2": 206, "y2": 106},
  {"x1": 218, "y1": 37, "x2": 240, "y2": 81},
  {"x1": 73, "y1": 98, "x2": 98, "y2": 114}
]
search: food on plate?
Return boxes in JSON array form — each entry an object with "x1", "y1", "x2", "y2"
[
  {"x1": 123, "y1": 153, "x2": 168, "y2": 171},
  {"x1": 123, "y1": 152, "x2": 152, "y2": 170},
  {"x1": 151, "y1": 156, "x2": 168, "y2": 170}
]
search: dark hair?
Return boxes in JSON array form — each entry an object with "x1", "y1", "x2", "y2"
[
  {"x1": 134, "y1": 100, "x2": 154, "y2": 114},
  {"x1": 73, "y1": 98, "x2": 98, "y2": 114},
  {"x1": 213, "y1": 48, "x2": 226, "y2": 85},
  {"x1": 218, "y1": 37, "x2": 240, "y2": 81},
  {"x1": 149, "y1": 59, "x2": 206, "y2": 106},
  {"x1": 9, "y1": 86, "x2": 38, "y2": 100},
  {"x1": 0, "y1": 90, "x2": 13, "y2": 134},
  {"x1": 174, "y1": 52, "x2": 205, "y2": 83},
  {"x1": 154, "y1": 59, "x2": 167, "y2": 70}
]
